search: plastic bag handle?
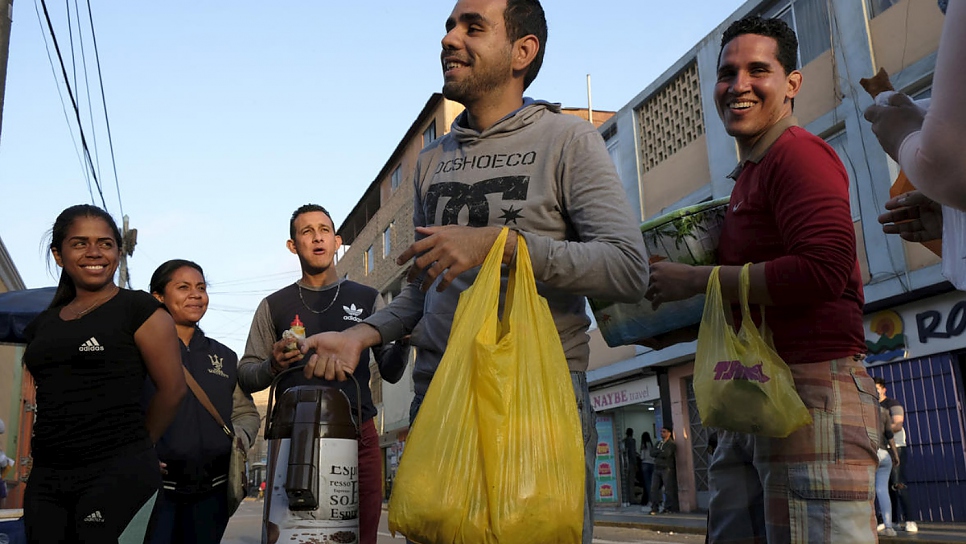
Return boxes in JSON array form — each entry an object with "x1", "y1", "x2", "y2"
[{"x1": 737, "y1": 263, "x2": 775, "y2": 345}]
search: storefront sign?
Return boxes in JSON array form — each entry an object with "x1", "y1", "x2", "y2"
[
  {"x1": 594, "y1": 415, "x2": 618, "y2": 503},
  {"x1": 590, "y1": 376, "x2": 659, "y2": 412},
  {"x1": 865, "y1": 292, "x2": 966, "y2": 364}
]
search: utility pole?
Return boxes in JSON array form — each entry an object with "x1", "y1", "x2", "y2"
[
  {"x1": 119, "y1": 214, "x2": 137, "y2": 289},
  {"x1": 0, "y1": 0, "x2": 14, "y2": 143}
]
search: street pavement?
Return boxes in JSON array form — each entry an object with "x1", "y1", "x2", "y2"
[
  {"x1": 223, "y1": 500, "x2": 966, "y2": 544},
  {"x1": 596, "y1": 504, "x2": 966, "y2": 544}
]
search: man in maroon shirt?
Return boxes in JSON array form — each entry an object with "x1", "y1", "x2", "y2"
[{"x1": 645, "y1": 16, "x2": 879, "y2": 544}]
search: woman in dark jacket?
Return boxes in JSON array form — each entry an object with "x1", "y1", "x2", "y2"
[{"x1": 145, "y1": 259, "x2": 260, "y2": 544}]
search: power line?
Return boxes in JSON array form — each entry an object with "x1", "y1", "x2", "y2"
[
  {"x1": 33, "y1": 0, "x2": 92, "y2": 202},
  {"x1": 84, "y1": 0, "x2": 124, "y2": 215},
  {"x1": 69, "y1": 0, "x2": 105, "y2": 194},
  {"x1": 37, "y1": 0, "x2": 106, "y2": 209}
]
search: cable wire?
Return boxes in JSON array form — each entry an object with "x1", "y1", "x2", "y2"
[
  {"x1": 34, "y1": 0, "x2": 92, "y2": 203},
  {"x1": 38, "y1": 0, "x2": 107, "y2": 210},
  {"x1": 70, "y1": 0, "x2": 105, "y2": 193},
  {"x1": 84, "y1": 0, "x2": 124, "y2": 216}
]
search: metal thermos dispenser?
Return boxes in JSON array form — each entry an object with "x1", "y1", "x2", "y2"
[{"x1": 262, "y1": 369, "x2": 360, "y2": 544}]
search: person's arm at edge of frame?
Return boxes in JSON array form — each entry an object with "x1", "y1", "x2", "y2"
[
  {"x1": 137, "y1": 308, "x2": 187, "y2": 444},
  {"x1": 237, "y1": 298, "x2": 281, "y2": 394},
  {"x1": 894, "y1": 0, "x2": 966, "y2": 211}
]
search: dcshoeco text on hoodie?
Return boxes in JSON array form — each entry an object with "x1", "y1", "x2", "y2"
[{"x1": 435, "y1": 151, "x2": 537, "y2": 174}]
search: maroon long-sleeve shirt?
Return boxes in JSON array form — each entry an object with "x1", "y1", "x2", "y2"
[{"x1": 716, "y1": 122, "x2": 866, "y2": 365}]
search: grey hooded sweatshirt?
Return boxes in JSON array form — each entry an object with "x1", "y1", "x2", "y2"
[{"x1": 365, "y1": 100, "x2": 648, "y2": 397}]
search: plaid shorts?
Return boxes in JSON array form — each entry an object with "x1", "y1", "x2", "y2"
[{"x1": 706, "y1": 356, "x2": 879, "y2": 544}]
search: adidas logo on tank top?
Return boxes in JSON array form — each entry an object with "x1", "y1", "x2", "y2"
[
  {"x1": 79, "y1": 337, "x2": 105, "y2": 352},
  {"x1": 83, "y1": 510, "x2": 105, "y2": 523}
]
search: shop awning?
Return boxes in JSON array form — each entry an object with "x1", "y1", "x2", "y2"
[{"x1": 0, "y1": 287, "x2": 56, "y2": 344}]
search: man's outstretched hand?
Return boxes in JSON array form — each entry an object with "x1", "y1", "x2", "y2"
[{"x1": 300, "y1": 325, "x2": 381, "y2": 382}]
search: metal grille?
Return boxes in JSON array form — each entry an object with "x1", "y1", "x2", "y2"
[
  {"x1": 868, "y1": 353, "x2": 966, "y2": 522},
  {"x1": 638, "y1": 61, "x2": 704, "y2": 175},
  {"x1": 686, "y1": 378, "x2": 713, "y2": 494}
]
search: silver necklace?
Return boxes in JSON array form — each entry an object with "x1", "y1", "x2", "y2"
[
  {"x1": 68, "y1": 286, "x2": 119, "y2": 319},
  {"x1": 297, "y1": 282, "x2": 341, "y2": 314}
]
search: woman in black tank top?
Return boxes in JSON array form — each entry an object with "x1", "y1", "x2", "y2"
[{"x1": 22, "y1": 205, "x2": 186, "y2": 544}]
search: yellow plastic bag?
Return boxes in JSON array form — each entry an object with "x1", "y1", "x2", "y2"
[
  {"x1": 693, "y1": 264, "x2": 812, "y2": 438},
  {"x1": 388, "y1": 228, "x2": 584, "y2": 544}
]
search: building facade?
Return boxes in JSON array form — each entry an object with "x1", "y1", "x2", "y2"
[
  {"x1": 0, "y1": 237, "x2": 30, "y2": 509},
  {"x1": 589, "y1": 0, "x2": 963, "y2": 522}
]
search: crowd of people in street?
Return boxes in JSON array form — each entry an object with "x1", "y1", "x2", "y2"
[{"x1": 11, "y1": 0, "x2": 963, "y2": 542}]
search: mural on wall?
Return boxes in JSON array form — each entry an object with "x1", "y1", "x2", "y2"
[{"x1": 866, "y1": 310, "x2": 908, "y2": 364}]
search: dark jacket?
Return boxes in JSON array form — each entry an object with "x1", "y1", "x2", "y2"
[
  {"x1": 652, "y1": 438, "x2": 676, "y2": 471},
  {"x1": 144, "y1": 329, "x2": 258, "y2": 493}
]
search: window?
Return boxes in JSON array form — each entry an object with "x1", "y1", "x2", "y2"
[
  {"x1": 606, "y1": 138, "x2": 622, "y2": 181},
  {"x1": 773, "y1": 0, "x2": 831, "y2": 67},
  {"x1": 423, "y1": 122, "x2": 437, "y2": 147},
  {"x1": 867, "y1": 0, "x2": 900, "y2": 18},
  {"x1": 391, "y1": 165, "x2": 402, "y2": 191},
  {"x1": 638, "y1": 62, "x2": 704, "y2": 174},
  {"x1": 825, "y1": 130, "x2": 861, "y2": 222},
  {"x1": 365, "y1": 245, "x2": 375, "y2": 275},
  {"x1": 383, "y1": 224, "x2": 392, "y2": 258}
]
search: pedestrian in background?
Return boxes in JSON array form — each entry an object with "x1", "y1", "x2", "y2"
[
  {"x1": 649, "y1": 426, "x2": 677, "y2": 514},
  {"x1": 0, "y1": 418, "x2": 13, "y2": 509},
  {"x1": 874, "y1": 400, "x2": 900, "y2": 537},
  {"x1": 144, "y1": 259, "x2": 260, "y2": 544},
  {"x1": 875, "y1": 377, "x2": 917, "y2": 533},
  {"x1": 622, "y1": 428, "x2": 638, "y2": 506},
  {"x1": 639, "y1": 431, "x2": 655, "y2": 508},
  {"x1": 22, "y1": 204, "x2": 185, "y2": 543}
]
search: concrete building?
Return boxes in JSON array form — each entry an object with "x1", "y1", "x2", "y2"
[
  {"x1": 588, "y1": 0, "x2": 963, "y2": 523},
  {"x1": 0, "y1": 237, "x2": 30, "y2": 508}
]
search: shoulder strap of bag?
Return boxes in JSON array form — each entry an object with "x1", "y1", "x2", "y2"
[{"x1": 182, "y1": 367, "x2": 235, "y2": 439}]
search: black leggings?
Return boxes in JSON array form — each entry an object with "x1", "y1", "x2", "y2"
[{"x1": 24, "y1": 443, "x2": 161, "y2": 543}]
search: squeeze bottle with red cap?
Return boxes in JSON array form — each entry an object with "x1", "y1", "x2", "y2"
[{"x1": 283, "y1": 315, "x2": 306, "y2": 352}]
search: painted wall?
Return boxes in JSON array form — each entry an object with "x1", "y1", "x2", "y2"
[{"x1": 869, "y1": 0, "x2": 945, "y2": 77}]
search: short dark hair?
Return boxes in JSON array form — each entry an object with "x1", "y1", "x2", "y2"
[
  {"x1": 289, "y1": 204, "x2": 334, "y2": 239},
  {"x1": 504, "y1": 0, "x2": 547, "y2": 90},
  {"x1": 873, "y1": 377, "x2": 887, "y2": 388},
  {"x1": 150, "y1": 259, "x2": 204, "y2": 296},
  {"x1": 720, "y1": 15, "x2": 799, "y2": 75}
]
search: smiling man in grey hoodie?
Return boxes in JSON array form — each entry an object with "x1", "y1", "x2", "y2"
[{"x1": 302, "y1": 1, "x2": 648, "y2": 541}]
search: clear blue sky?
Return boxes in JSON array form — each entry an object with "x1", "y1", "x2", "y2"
[{"x1": 0, "y1": 0, "x2": 746, "y2": 354}]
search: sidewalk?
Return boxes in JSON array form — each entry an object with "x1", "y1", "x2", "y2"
[{"x1": 594, "y1": 504, "x2": 966, "y2": 544}]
